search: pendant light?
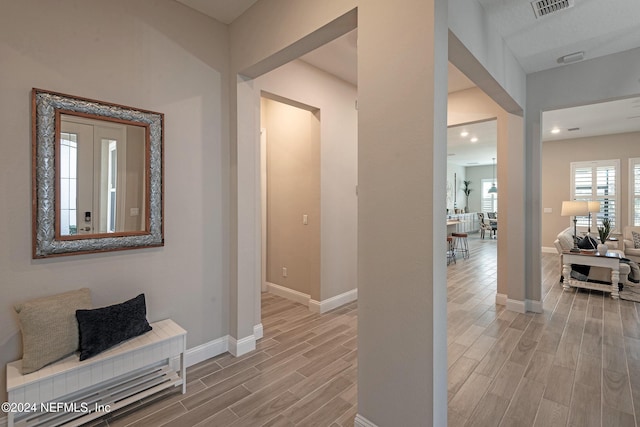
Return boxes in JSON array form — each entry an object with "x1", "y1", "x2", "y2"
[{"x1": 488, "y1": 157, "x2": 497, "y2": 194}]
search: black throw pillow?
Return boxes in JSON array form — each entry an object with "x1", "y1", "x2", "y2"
[
  {"x1": 577, "y1": 235, "x2": 598, "y2": 250},
  {"x1": 76, "y1": 294, "x2": 152, "y2": 361}
]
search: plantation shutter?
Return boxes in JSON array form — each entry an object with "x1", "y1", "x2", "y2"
[{"x1": 571, "y1": 160, "x2": 619, "y2": 230}]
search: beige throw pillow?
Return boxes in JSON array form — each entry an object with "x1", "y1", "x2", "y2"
[{"x1": 15, "y1": 288, "x2": 92, "y2": 374}]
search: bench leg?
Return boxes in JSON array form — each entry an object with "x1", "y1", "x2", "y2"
[{"x1": 180, "y1": 351, "x2": 186, "y2": 394}]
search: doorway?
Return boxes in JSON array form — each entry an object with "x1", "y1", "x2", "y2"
[{"x1": 260, "y1": 95, "x2": 322, "y2": 304}]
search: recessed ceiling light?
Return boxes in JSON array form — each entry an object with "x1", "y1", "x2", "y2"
[
  {"x1": 460, "y1": 131, "x2": 469, "y2": 137},
  {"x1": 470, "y1": 137, "x2": 478, "y2": 143},
  {"x1": 551, "y1": 128, "x2": 561, "y2": 134}
]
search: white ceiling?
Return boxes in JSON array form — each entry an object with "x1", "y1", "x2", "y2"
[
  {"x1": 298, "y1": 30, "x2": 477, "y2": 94},
  {"x1": 176, "y1": 0, "x2": 640, "y2": 75},
  {"x1": 176, "y1": 0, "x2": 258, "y2": 24},
  {"x1": 174, "y1": 0, "x2": 640, "y2": 165},
  {"x1": 447, "y1": 120, "x2": 497, "y2": 167},
  {"x1": 543, "y1": 96, "x2": 640, "y2": 142},
  {"x1": 477, "y1": 0, "x2": 640, "y2": 74},
  {"x1": 299, "y1": 30, "x2": 358, "y2": 86}
]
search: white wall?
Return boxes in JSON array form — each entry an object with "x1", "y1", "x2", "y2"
[
  {"x1": 465, "y1": 165, "x2": 494, "y2": 213},
  {"x1": 0, "y1": 0, "x2": 229, "y2": 402},
  {"x1": 446, "y1": 163, "x2": 466, "y2": 212},
  {"x1": 448, "y1": 0, "x2": 526, "y2": 111},
  {"x1": 256, "y1": 60, "x2": 358, "y2": 302}
]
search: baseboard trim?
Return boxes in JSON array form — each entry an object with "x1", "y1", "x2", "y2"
[
  {"x1": 506, "y1": 298, "x2": 526, "y2": 313},
  {"x1": 308, "y1": 299, "x2": 321, "y2": 313},
  {"x1": 309, "y1": 289, "x2": 358, "y2": 314},
  {"x1": 228, "y1": 334, "x2": 256, "y2": 357},
  {"x1": 526, "y1": 299, "x2": 543, "y2": 313},
  {"x1": 354, "y1": 414, "x2": 379, "y2": 427},
  {"x1": 267, "y1": 282, "x2": 358, "y2": 314},
  {"x1": 254, "y1": 323, "x2": 264, "y2": 340},
  {"x1": 183, "y1": 335, "x2": 229, "y2": 367},
  {"x1": 499, "y1": 294, "x2": 543, "y2": 314},
  {"x1": 267, "y1": 282, "x2": 310, "y2": 305},
  {"x1": 541, "y1": 246, "x2": 557, "y2": 254}
]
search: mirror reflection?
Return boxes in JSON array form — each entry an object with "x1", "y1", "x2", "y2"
[
  {"x1": 32, "y1": 88, "x2": 163, "y2": 258},
  {"x1": 58, "y1": 114, "x2": 146, "y2": 237}
]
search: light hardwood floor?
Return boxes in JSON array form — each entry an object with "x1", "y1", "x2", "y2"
[{"x1": 86, "y1": 234, "x2": 640, "y2": 426}]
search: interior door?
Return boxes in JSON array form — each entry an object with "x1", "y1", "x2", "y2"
[{"x1": 60, "y1": 116, "x2": 128, "y2": 235}]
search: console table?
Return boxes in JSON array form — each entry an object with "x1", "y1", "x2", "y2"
[{"x1": 562, "y1": 251, "x2": 621, "y2": 299}]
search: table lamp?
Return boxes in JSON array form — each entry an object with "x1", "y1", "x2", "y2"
[{"x1": 561, "y1": 201, "x2": 589, "y2": 252}]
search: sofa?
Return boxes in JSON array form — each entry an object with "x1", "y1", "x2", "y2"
[
  {"x1": 622, "y1": 226, "x2": 640, "y2": 263},
  {"x1": 553, "y1": 227, "x2": 630, "y2": 285}
]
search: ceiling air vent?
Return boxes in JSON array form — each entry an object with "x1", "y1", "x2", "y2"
[{"x1": 531, "y1": 0, "x2": 574, "y2": 18}]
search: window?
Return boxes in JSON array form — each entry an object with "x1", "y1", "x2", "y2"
[
  {"x1": 630, "y1": 158, "x2": 640, "y2": 226},
  {"x1": 106, "y1": 139, "x2": 117, "y2": 233},
  {"x1": 571, "y1": 160, "x2": 619, "y2": 231},
  {"x1": 481, "y1": 178, "x2": 498, "y2": 213},
  {"x1": 59, "y1": 132, "x2": 78, "y2": 235}
]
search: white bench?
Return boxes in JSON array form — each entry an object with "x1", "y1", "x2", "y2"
[{"x1": 6, "y1": 319, "x2": 186, "y2": 427}]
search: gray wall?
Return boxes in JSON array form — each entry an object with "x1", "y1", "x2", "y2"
[
  {"x1": 255, "y1": 59, "x2": 358, "y2": 304},
  {"x1": 0, "y1": 0, "x2": 535, "y2": 423},
  {"x1": 526, "y1": 47, "x2": 640, "y2": 301},
  {"x1": 0, "y1": 0, "x2": 229, "y2": 402},
  {"x1": 230, "y1": 0, "x2": 526, "y2": 425}
]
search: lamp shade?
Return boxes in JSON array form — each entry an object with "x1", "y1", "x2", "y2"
[
  {"x1": 561, "y1": 201, "x2": 589, "y2": 217},
  {"x1": 588, "y1": 201, "x2": 601, "y2": 213}
]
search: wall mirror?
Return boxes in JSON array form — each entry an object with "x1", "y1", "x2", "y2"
[{"x1": 32, "y1": 89, "x2": 164, "y2": 258}]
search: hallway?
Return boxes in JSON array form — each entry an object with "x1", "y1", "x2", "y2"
[{"x1": 91, "y1": 236, "x2": 640, "y2": 426}]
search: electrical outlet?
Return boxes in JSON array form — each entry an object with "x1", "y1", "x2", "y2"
[
  {"x1": 282, "y1": 267, "x2": 288, "y2": 277},
  {"x1": 303, "y1": 214, "x2": 308, "y2": 225}
]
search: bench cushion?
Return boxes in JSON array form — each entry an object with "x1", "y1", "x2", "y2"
[
  {"x1": 15, "y1": 288, "x2": 92, "y2": 374},
  {"x1": 76, "y1": 293, "x2": 152, "y2": 361}
]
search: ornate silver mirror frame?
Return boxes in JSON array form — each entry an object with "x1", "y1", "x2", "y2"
[{"x1": 32, "y1": 88, "x2": 164, "y2": 258}]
